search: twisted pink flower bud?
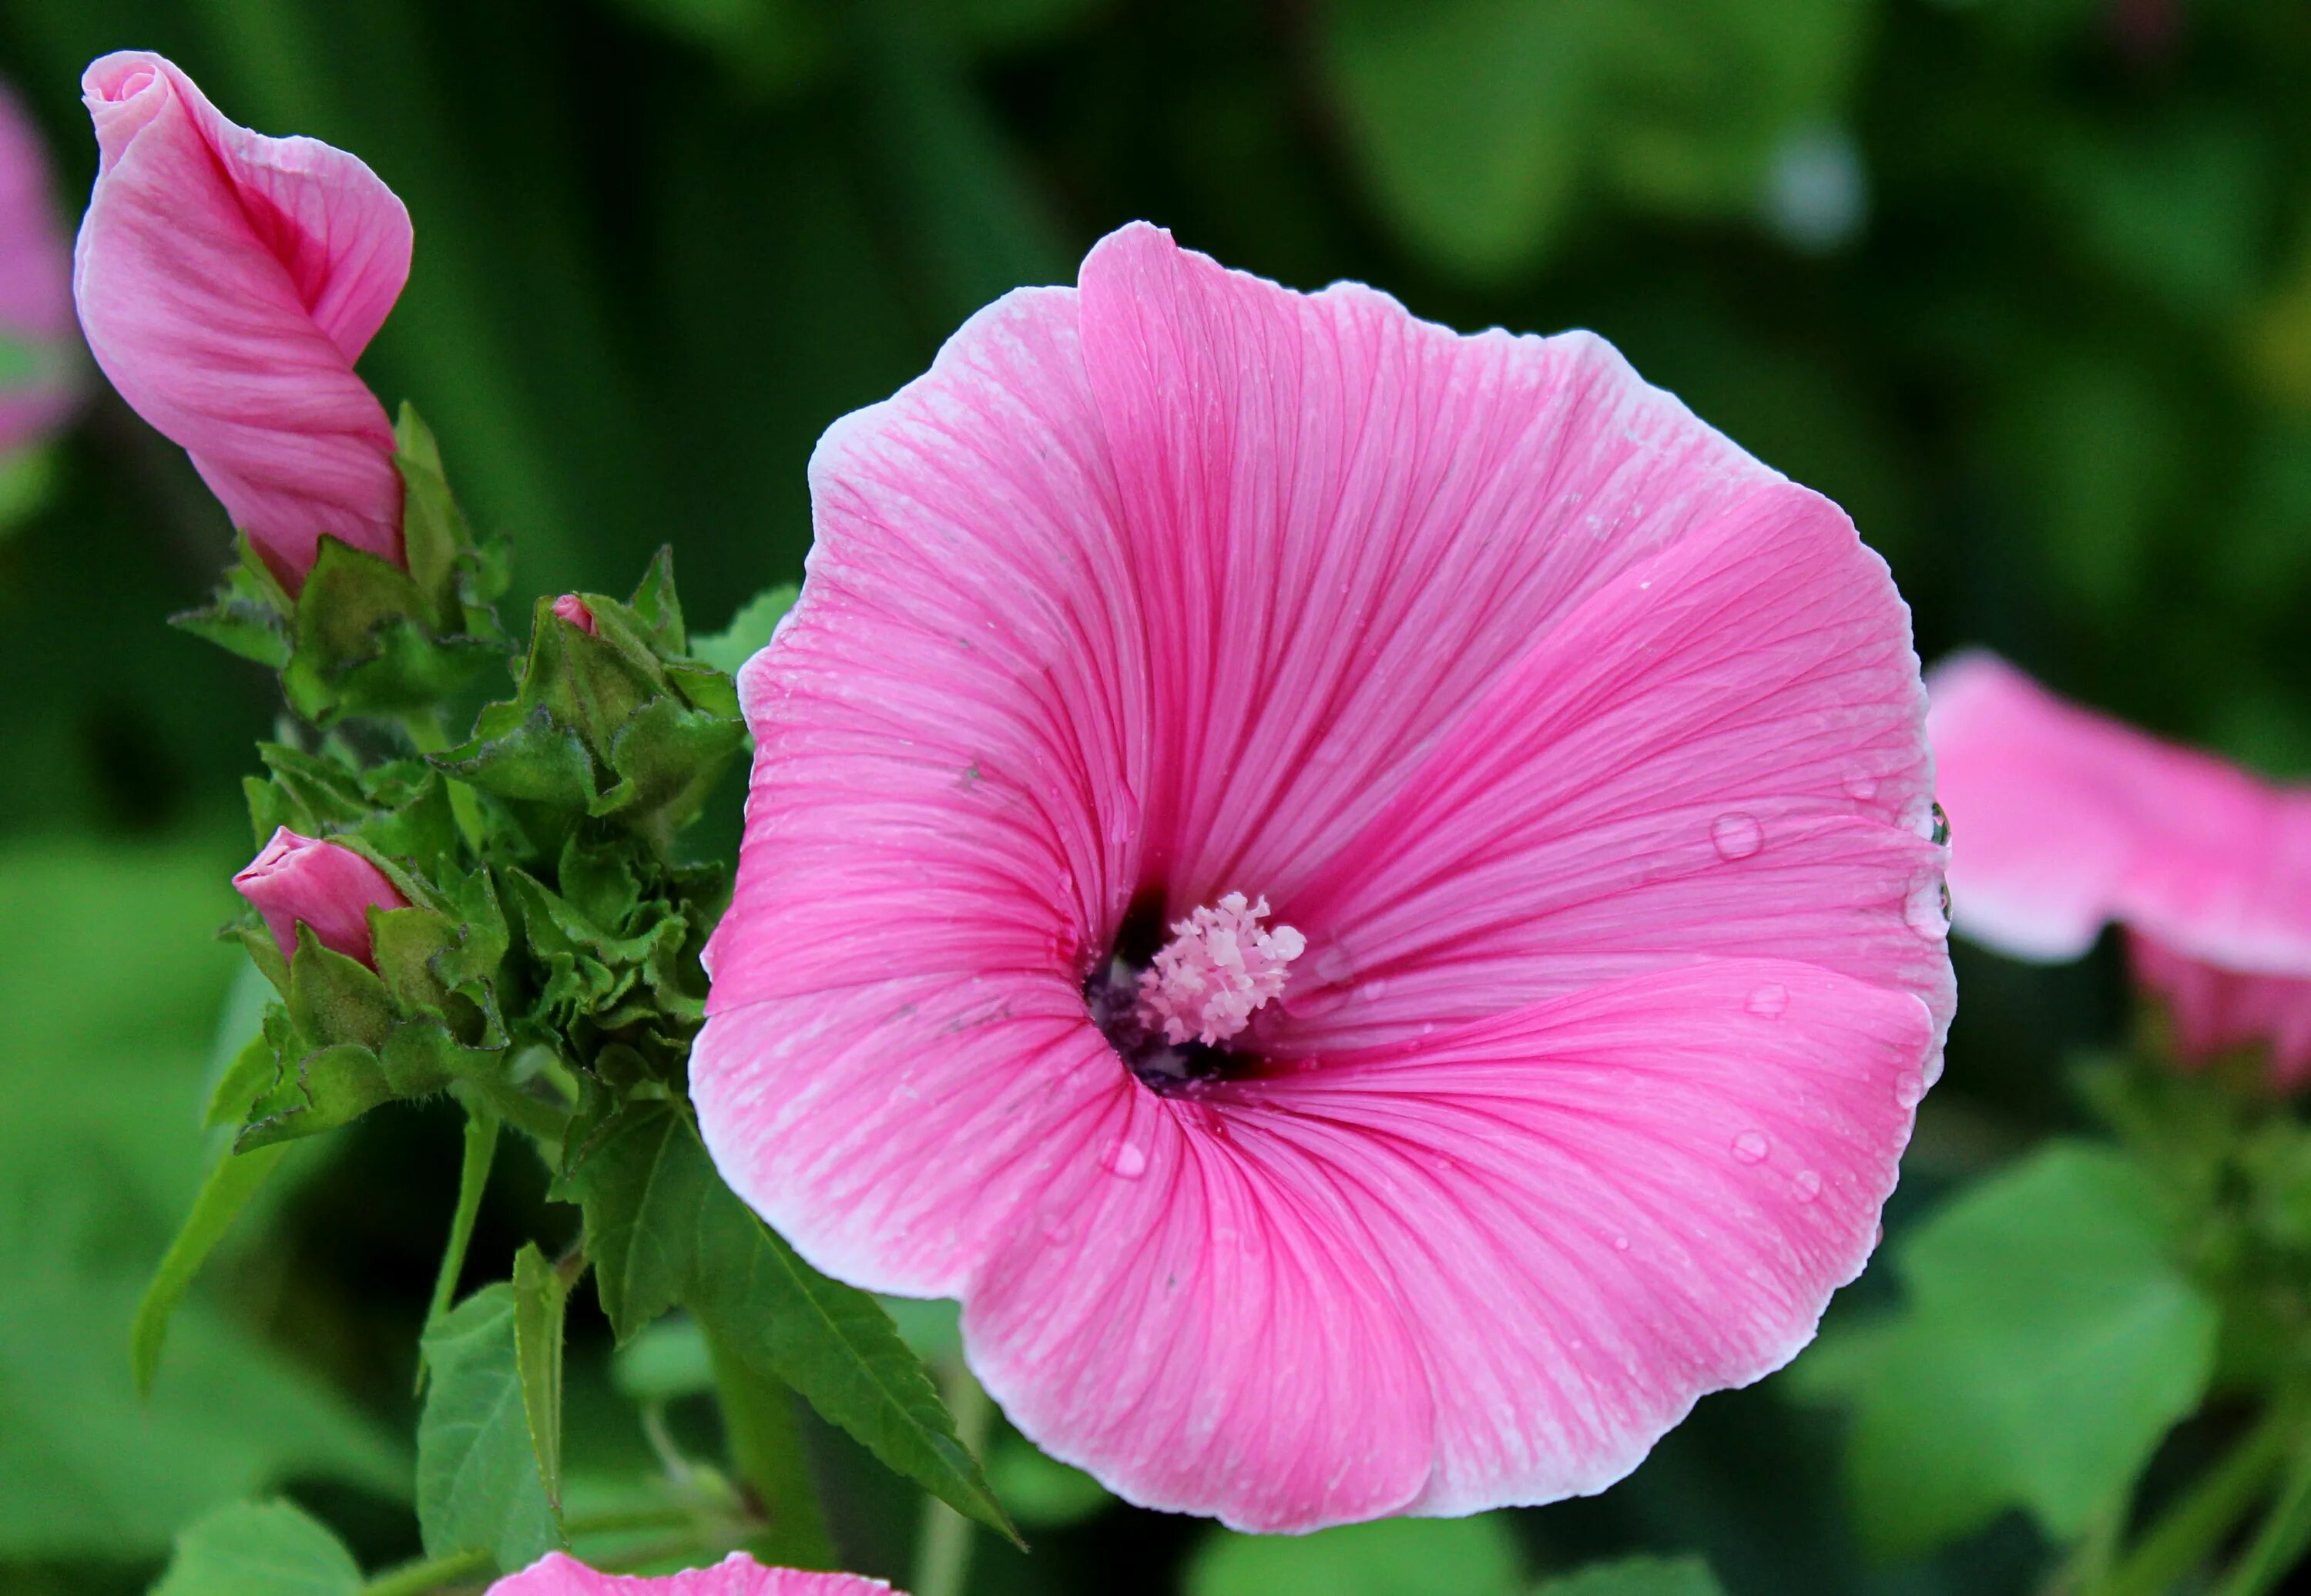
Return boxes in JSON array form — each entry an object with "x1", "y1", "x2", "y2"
[
  {"x1": 233, "y1": 826, "x2": 408, "y2": 969},
  {"x1": 0, "y1": 82, "x2": 80, "y2": 456},
  {"x1": 73, "y1": 52, "x2": 411, "y2": 591},
  {"x1": 551, "y1": 593, "x2": 599, "y2": 635}
]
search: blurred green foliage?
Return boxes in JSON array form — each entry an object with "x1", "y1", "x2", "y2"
[{"x1": 6, "y1": 0, "x2": 2311, "y2": 1591}]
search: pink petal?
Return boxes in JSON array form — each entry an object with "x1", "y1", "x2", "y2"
[
  {"x1": 0, "y1": 82, "x2": 80, "y2": 452},
  {"x1": 1927, "y1": 652, "x2": 2311, "y2": 971},
  {"x1": 489, "y1": 1551, "x2": 894, "y2": 1595},
  {"x1": 964, "y1": 961, "x2": 1932, "y2": 1528},
  {"x1": 1270, "y1": 470, "x2": 1950, "y2": 1056},
  {"x1": 2130, "y1": 934, "x2": 2311, "y2": 1088},
  {"x1": 1074, "y1": 223, "x2": 1799, "y2": 913},
  {"x1": 73, "y1": 52, "x2": 409, "y2": 587},
  {"x1": 696, "y1": 283, "x2": 1145, "y2": 1295}
]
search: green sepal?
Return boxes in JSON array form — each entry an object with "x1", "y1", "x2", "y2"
[
  {"x1": 281, "y1": 537, "x2": 508, "y2": 724},
  {"x1": 396, "y1": 402, "x2": 508, "y2": 627},
  {"x1": 437, "y1": 551, "x2": 744, "y2": 851},
  {"x1": 247, "y1": 743, "x2": 465, "y2": 880},
  {"x1": 169, "y1": 533, "x2": 295, "y2": 669}
]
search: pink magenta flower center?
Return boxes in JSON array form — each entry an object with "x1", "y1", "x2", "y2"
[{"x1": 1133, "y1": 891, "x2": 1306, "y2": 1047}]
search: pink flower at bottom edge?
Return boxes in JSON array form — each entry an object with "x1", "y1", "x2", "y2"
[
  {"x1": 694, "y1": 223, "x2": 1952, "y2": 1531},
  {"x1": 73, "y1": 51, "x2": 410, "y2": 591},
  {"x1": 1927, "y1": 652, "x2": 2311, "y2": 1083},
  {"x1": 490, "y1": 1552, "x2": 894, "y2": 1595}
]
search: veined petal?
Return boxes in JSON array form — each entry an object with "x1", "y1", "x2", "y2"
[
  {"x1": 966, "y1": 960, "x2": 1931, "y2": 1530},
  {"x1": 489, "y1": 1551, "x2": 894, "y2": 1594},
  {"x1": 1075, "y1": 223, "x2": 1789, "y2": 911},
  {"x1": 1270, "y1": 477, "x2": 1947, "y2": 1054}
]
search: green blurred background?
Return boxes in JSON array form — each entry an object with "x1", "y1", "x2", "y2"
[{"x1": 3, "y1": 0, "x2": 2308, "y2": 1591}]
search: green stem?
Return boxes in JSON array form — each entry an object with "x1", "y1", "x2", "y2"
[
  {"x1": 427, "y1": 1101, "x2": 499, "y2": 1326},
  {"x1": 912, "y1": 1361, "x2": 995, "y2": 1596},
  {"x1": 402, "y1": 707, "x2": 486, "y2": 849},
  {"x1": 2098, "y1": 1401, "x2": 2303, "y2": 1596},
  {"x1": 2220, "y1": 1420, "x2": 2311, "y2": 1595},
  {"x1": 357, "y1": 1547, "x2": 493, "y2": 1596},
  {"x1": 706, "y1": 1326, "x2": 841, "y2": 1570}
]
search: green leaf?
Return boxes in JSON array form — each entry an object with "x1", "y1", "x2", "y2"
[
  {"x1": 152, "y1": 1499, "x2": 363, "y2": 1596},
  {"x1": 0, "y1": 444, "x2": 59, "y2": 535},
  {"x1": 706, "y1": 1319, "x2": 840, "y2": 1568},
  {"x1": 1533, "y1": 1555, "x2": 1726, "y2": 1596},
  {"x1": 427, "y1": 1103, "x2": 502, "y2": 1329},
  {"x1": 692, "y1": 582, "x2": 799, "y2": 676},
  {"x1": 131, "y1": 1140, "x2": 292, "y2": 1396},
  {"x1": 512, "y1": 1245, "x2": 572, "y2": 1514},
  {"x1": 417, "y1": 1282, "x2": 565, "y2": 1571},
  {"x1": 1189, "y1": 1515, "x2": 1523, "y2": 1596},
  {"x1": 559, "y1": 1101, "x2": 1017, "y2": 1543},
  {"x1": 170, "y1": 534, "x2": 295, "y2": 669},
  {"x1": 611, "y1": 1314, "x2": 716, "y2": 1403},
  {"x1": 1793, "y1": 1143, "x2": 2219, "y2": 1554}
]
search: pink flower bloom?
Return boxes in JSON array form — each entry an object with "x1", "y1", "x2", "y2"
[
  {"x1": 552, "y1": 593, "x2": 599, "y2": 635},
  {"x1": 490, "y1": 1552, "x2": 894, "y2": 1595},
  {"x1": 73, "y1": 51, "x2": 411, "y2": 590},
  {"x1": 1928, "y1": 650, "x2": 2311, "y2": 1084},
  {"x1": 234, "y1": 826, "x2": 408, "y2": 969},
  {"x1": 695, "y1": 224, "x2": 1951, "y2": 1531},
  {"x1": 0, "y1": 82, "x2": 79, "y2": 454}
]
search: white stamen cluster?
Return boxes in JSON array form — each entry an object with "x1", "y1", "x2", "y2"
[{"x1": 1135, "y1": 891, "x2": 1307, "y2": 1047}]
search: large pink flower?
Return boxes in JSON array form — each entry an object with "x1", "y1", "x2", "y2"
[
  {"x1": 0, "y1": 82, "x2": 79, "y2": 455},
  {"x1": 490, "y1": 1552, "x2": 893, "y2": 1594},
  {"x1": 695, "y1": 224, "x2": 1952, "y2": 1531},
  {"x1": 1929, "y1": 651, "x2": 2311, "y2": 1084},
  {"x1": 73, "y1": 51, "x2": 410, "y2": 589}
]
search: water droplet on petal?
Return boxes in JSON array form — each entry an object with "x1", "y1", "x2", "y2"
[
  {"x1": 1613, "y1": 1234, "x2": 1632, "y2": 1252},
  {"x1": 1842, "y1": 770, "x2": 1880, "y2": 801},
  {"x1": 1930, "y1": 800, "x2": 1950, "y2": 847},
  {"x1": 1105, "y1": 1138, "x2": 1148, "y2": 1179},
  {"x1": 1904, "y1": 876, "x2": 1950, "y2": 940},
  {"x1": 1893, "y1": 1071, "x2": 1927, "y2": 1108},
  {"x1": 1712, "y1": 812, "x2": 1765, "y2": 861},
  {"x1": 1746, "y1": 982, "x2": 1790, "y2": 1018},
  {"x1": 1732, "y1": 1129, "x2": 1770, "y2": 1165},
  {"x1": 1313, "y1": 945, "x2": 1355, "y2": 985},
  {"x1": 1793, "y1": 1168, "x2": 1823, "y2": 1202}
]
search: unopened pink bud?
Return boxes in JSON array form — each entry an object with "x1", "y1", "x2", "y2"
[
  {"x1": 73, "y1": 52, "x2": 411, "y2": 592},
  {"x1": 233, "y1": 826, "x2": 408, "y2": 969},
  {"x1": 551, "y1": 594, "x2": 598, "y2": 635}
]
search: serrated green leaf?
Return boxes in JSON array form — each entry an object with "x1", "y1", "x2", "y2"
[
  {"x1": 692, "y1": 583, "x2": 799, "y2": 676},
  {"x1": 1534, "y1": 1555, "x2": 1725, "y2": 1596},
  {"x1": 558, "y1": 1101, "x2": 1016, "y2": 1542},
  {"x1": 418, "y1": 1282, "x2": 565, "y2": 1571},
  {"x1": 1189, "y1": 1514, "x2": 1522, "y2": 1596},
  {"x1": 152, "y1": 1499, "x2": 362, "y2": 1596},
  {"x1": 1794, "y1": 1142, "x2": 2218, "y2": 1555}
]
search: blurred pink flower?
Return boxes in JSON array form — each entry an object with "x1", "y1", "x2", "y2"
[
  {"x1": 234, "y1": 826, "x2": 408, "y2": 969},
  {"x1": 73, "y1": 50, "x2": 410, "y2": 590},
  {"x1": 0, "y1": 82, "x2": 80, "y2": 455},
  {"x1": 695, "y1": 223, "x2": 1952, "y2": 1531},
  {"x1": 1929, "y1": 651, "x2": 2311, "y2": 1084},
  {"x1": 490, "y1": 1553, "x2": 894, "y2": 1595}
]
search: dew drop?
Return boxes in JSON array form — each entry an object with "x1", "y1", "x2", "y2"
[
  {"x1": 1893, "y1": 1070, "x2": 1927, "y2": 1108},
  {"x1": 1793, "y1": 1168, "x2": 1823, "y2": 1203},
  {"x1": 1313, "y1": 945, "x2": 1355, "y2": 985},
  {"x1": 1903, "y1": 875, "x2": 1950, "y2": 940},
  {"x1": 1045, "y1": 1218, "x2": 1075, "y2": 1245},
  {"x1": 1105, "y1": 1139, "x2": 1149, "y2": 1179},
  {"x1": 1746, "y1": 982, "x2": 1790, "y2": 1019},
  {"x1": 1842, "y1": 770, "x2": 1880, "y2": 801},
  {"x1": 1612, "y1": 1234, "x2": 1632, "y2": 1252},
  {"x1": 1732, "y1": 1129, "x2": 1770, "y2": 1165},
  {"x1": 1930, "y1": 800, "x2": 1950, "y2": 847},
  {"x1": 1712, "y1": 811, "x2": 1765, "y2": 861}
]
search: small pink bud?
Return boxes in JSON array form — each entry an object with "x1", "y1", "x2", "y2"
[
  {"x1": 551, "y1": 593, "x2": 598, "y2": 635},
  {"x1": 73, "y1": 52, "x2": 411, "y2": 592},
  {"x1": 233, "y1": 826, "x2": 408, "y2": 969}
]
